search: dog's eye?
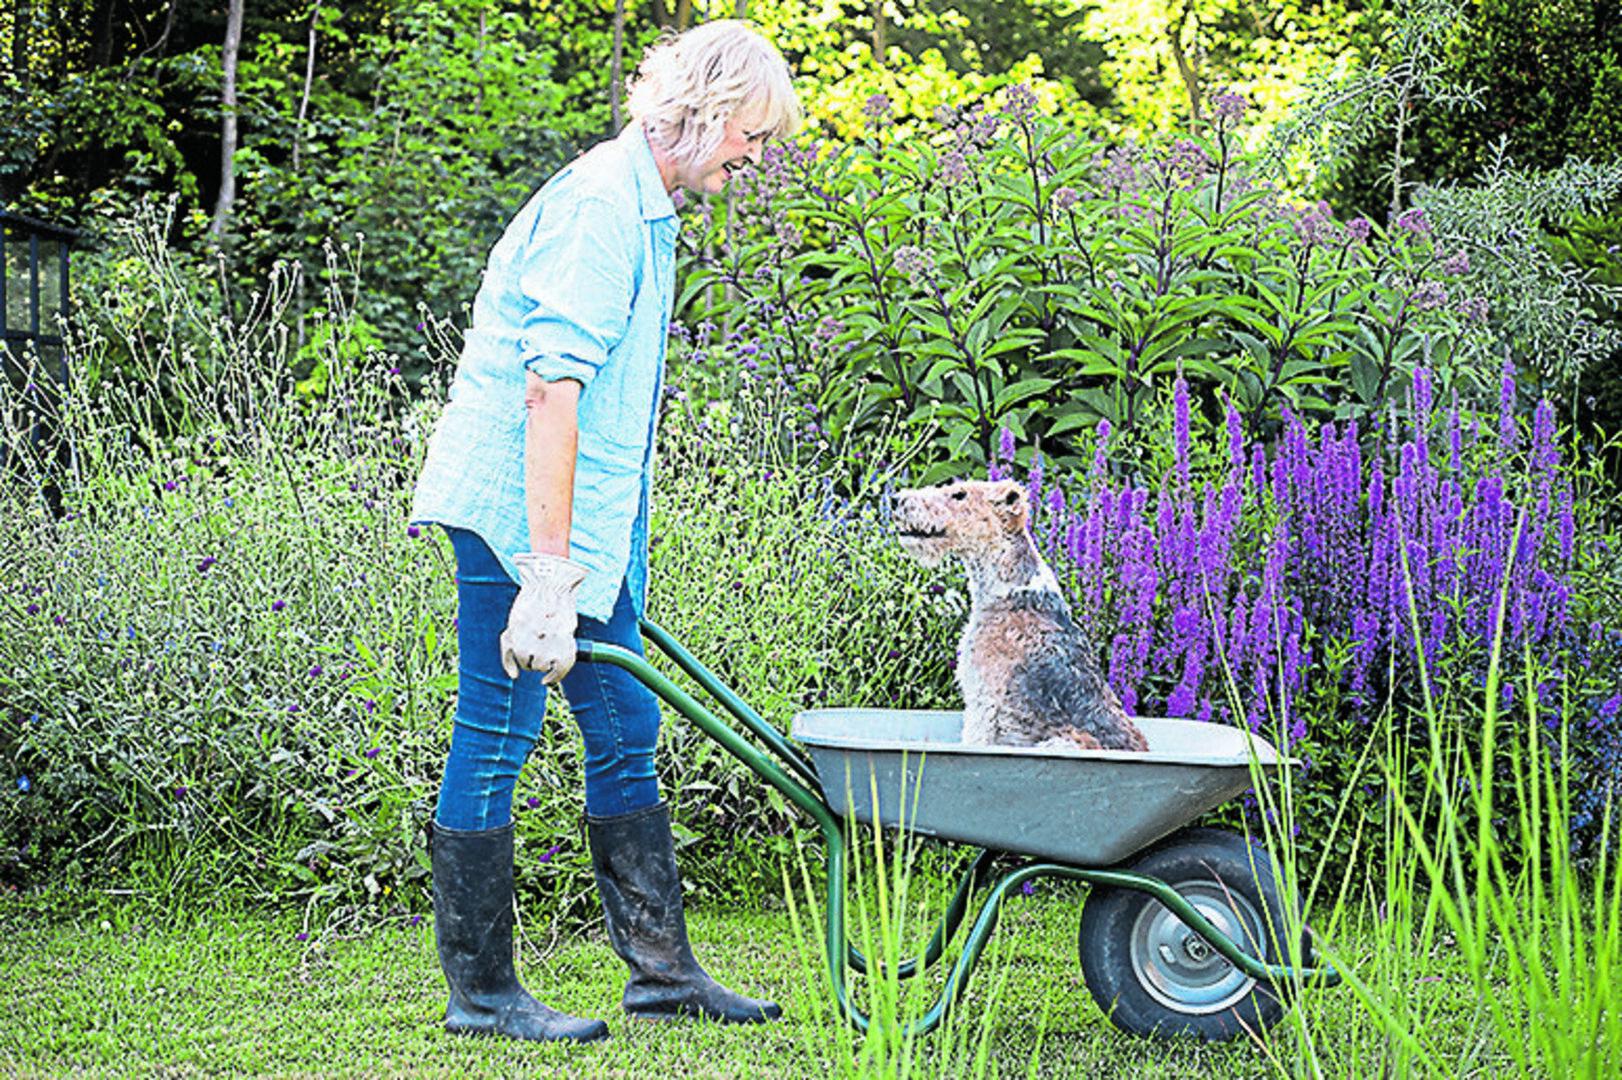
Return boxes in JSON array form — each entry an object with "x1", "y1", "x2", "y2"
[
  {"x1": 1000, "y1": 490, "x2": 1019, "y2": 504},
  {"x1": 950, "y1": 490, "x2": 967, "y2": 501}
]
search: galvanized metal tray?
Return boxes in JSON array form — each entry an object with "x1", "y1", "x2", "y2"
[{"x1": 790, "y1": 708, "x2": 1293, "y2": 866}]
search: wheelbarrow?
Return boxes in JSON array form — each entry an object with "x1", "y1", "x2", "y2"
[{"x1": 578, "y1": 620, "x2": 1341, "y2": 1041}]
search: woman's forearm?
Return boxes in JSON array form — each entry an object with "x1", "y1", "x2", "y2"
[{"x1": 523, "y1": 372, "x2": 581, "y2": 558}]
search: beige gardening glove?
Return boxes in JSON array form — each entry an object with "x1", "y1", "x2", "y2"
[{"x1": 499, "y1": 552, "x2": 590, "y2": 685}]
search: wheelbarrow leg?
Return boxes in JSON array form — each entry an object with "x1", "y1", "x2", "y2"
[
  {"x1": 828, "y1": 854, "x2": 1050, "y2": 1037},
  {"x1": 846, "y1": 848, "x2": 998, "y2": 980}
]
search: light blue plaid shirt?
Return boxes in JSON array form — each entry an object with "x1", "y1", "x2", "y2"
[{"x1": 410, "y1": 124, "x2": 679, "y2": 621}]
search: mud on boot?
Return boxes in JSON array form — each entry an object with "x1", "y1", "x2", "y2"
[
  {"x1": 429, "y1": 819, "x2": 610, "y2": 1043},
  {"x1": 587, "y1": 801, "x2": 781, "y2": 1024}
]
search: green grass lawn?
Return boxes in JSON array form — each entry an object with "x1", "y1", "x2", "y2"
[{"x1": 0, "y1": 882, "x2": 1388, "y2": 1079}]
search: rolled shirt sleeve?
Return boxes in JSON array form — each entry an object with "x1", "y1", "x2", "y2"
[{"x1": 518, "y1": 196, "x2": 637, "y2": 387}]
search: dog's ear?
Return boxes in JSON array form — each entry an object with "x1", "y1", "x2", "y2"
[{"x1": 990, "y1": 480, "x2": 1027, "y2": 525}]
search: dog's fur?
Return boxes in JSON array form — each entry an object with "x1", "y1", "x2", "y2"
[{"x1": 894, "y1": 479, "x2": 1149, "y2": 753}]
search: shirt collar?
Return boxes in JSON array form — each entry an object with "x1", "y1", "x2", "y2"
[{"x1": 620, "y1": 123, "x2": 678, "y2": 223}]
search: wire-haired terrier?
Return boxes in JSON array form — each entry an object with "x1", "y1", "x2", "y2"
[{"x1": 894, "y1": 479, "x2": 1149, "y2": 752}]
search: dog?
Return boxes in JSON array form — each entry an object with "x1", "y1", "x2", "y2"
[{"x1": 893, "y1": 479, "x2": 1149, "y2": 752}]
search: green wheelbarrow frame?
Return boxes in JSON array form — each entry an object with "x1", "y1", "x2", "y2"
[{"x1": 577, "y1": 619, "x2": 1342, "y2": 1037}]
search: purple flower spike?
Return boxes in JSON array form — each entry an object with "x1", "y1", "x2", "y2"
[{"x1": 1173, "y1": 370, "x2": 1191, "y2": 488}]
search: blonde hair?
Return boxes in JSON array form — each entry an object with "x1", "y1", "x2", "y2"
[{"x1": 627, "y1": 20, "x2": 802, "y2": 170}]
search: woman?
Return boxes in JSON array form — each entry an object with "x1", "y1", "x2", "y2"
[{"x1": 409, "y1": 21, "x2": 801, "y2": 1044}]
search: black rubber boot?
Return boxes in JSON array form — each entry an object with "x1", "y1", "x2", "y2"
[
  {"x1": 429, "y1": 819, "x2": 609, "y2": 1043},
  {"x1": 587, "y1": 801, "x2": 782, "y2": 1023}
]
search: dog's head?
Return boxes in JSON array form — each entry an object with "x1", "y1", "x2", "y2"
[{"x1": 892, "y1": 479, "x2": 1029, "y2": 567}]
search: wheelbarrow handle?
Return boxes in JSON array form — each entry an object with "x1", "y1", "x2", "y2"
[{"x1": 573, "y1": 636, "x2": 841, "y2": 838}]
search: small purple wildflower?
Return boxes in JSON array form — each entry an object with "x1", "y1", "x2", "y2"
[
  {"x1": 1344, "y1": 217, "x2": 1372, "y2": 244},
  {"x1": 1394, "y1": 207, "x2": 1431, "y2": 236},
  {"x1": 1410, "y1": 282, "x2": 1448, "y2": 311},
  {"x1": 407, "y1": 525, "x2": 421, "y2": 539},
  {"x1": 538, "y1": 843, "x2": 561, "y2": 864},
  {"x1": 1442, "y1": 252, "x2": 1470, "y2": 276},
  {"x1": 892, "y1": 245, "x2": 936, "y2": 284},
  {"x1": 196, "y1": 556, "x2": 217, "y2": 573},
  {"x1": 364, "y1": 747, "x2": 380, "y2": 760},
  {"x1": 271, "y1": 600, "x2": 287, "y2": 612},
  {"x1": 861, "y1": 93, "x2": 892, "y2": 124},
  {"x1": 1211, "y1": 89, "x2": 1249, "y2": 124},
  {"x1": 1002, "y1": 83, "x2": 1037, "y2": 123}
]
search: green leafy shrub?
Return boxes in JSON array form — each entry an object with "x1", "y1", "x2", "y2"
[
  {"x1": 680, "y1": 86, "x2": 1504, "y2": 482},
  {"x1": 0, "y1": 219, "x2": 966, "y2": 921}
]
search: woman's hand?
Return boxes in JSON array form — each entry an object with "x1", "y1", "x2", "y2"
[{"x1": 500, "y1": 552, "x2": 589, "y2": 684}]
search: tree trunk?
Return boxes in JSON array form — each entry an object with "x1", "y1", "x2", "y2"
[
  {"x1": 610, "y1": 0, "x2": 625, "y2": 132},
  {"x1": 474, "y1": 6, "x2": 485, "y2": 118},
  {"x1": 1168, "y1": 0, "x2": 1202, "y2": 123},
  {"x1": 89, "y1": 0, "x2": 116, "y2": 70},
  {"x1": 674, "y1": 0, "x2": 692, "y2": 31},
  {"x1": 293, "y1": 6, "x2": 319, "y2": 173},
  {"x1": 873, "y1": 0, "x2": 885, "y2": 58},
  {"x1": 734, "y1": 0, "x2": 747, "y2": 16},
  {"x1": 649, "y1": 0, "x2": 670, "y2": 28},
  {"x1": 209, "y1": 0, "x2": 244, "y2": 241},
  {"x1": 11, "y1": 0, "x2": 29, "y2": 87}
]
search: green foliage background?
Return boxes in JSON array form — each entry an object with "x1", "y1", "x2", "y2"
[{"x1": 3, "y1": 0, "x2": 1621, "y2": 922}]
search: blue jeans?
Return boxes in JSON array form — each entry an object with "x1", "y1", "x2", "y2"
[{"x1": 434, "y1": 526, "x2": 663, "y2": 830}]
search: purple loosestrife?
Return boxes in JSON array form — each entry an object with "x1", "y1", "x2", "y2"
[
  {"x1": 992, "y1": 361, "x2": 1577, "y2": 737},
  {"x1": 1173, "y1": 370, "x2": 1191, "y2": 488}
]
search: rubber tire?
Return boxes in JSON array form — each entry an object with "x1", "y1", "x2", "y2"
[{"x1": 1078, "y1": 827, "x2": 1295, "y2": 1041}]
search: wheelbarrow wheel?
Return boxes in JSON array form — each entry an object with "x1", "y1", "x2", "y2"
[{"x1": 1078, "y1": 827, "x2": 1296, "y2": 1041}]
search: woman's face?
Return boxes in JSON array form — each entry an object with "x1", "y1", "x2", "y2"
[{"x1": 683, "y1": 109, "x2": 772, "y2": 195}]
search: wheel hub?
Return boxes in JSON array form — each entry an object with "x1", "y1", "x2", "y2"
[{"x1": 1129, "y1": 880, "x2": 1262, "y2": 1015}]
